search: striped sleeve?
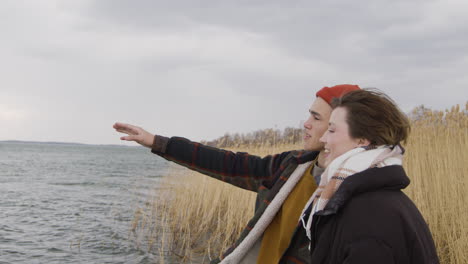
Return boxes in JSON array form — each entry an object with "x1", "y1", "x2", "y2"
[{"x1": 151, "y1": 135, "x2": 291, "y2": 192}]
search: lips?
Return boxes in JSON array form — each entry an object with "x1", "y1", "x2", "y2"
[{"x1": 323, "y1": 147, "x2": 330, "y2": 158}]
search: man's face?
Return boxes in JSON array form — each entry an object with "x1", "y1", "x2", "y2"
[{"x1": 303, "y1": 97, "x2": 332, "y2": 151}]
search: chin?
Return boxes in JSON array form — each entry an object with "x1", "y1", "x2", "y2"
[
  {"x1": 305, "y1": 143, "x2": 323, "y2": 152},
  {"x1": 304, "y1": 144, "x2": 314, "y2": 151}
]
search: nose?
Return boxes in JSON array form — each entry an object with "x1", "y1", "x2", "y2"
[
  {"x1": 304, "y1": 116, "x2": 312, "y2": 129},
  {"x1": 319, "y1": 131, "x2": 327, "y2": 143}
]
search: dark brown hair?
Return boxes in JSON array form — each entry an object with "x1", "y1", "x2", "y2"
[{"x1": 331, "y1": 89, "x2": 410, "y2": 146}]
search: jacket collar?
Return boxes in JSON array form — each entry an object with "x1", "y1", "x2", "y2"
[
  {"x1": 292, "y1": 150, "x2": 320, "y2": 164},
  {"x1": 317, "y1": 165, "x2": 410, "y2": 216}
]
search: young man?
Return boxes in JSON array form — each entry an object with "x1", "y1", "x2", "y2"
[{"x1": 114, "y1": 84, "x2": 360, "y2": 264}]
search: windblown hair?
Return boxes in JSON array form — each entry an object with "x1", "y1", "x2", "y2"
[{"x1": 331, "y1": 89, "x2": 410, "y2": 146}]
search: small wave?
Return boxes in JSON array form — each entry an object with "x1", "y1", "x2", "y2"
[
  {"x1": 1, "y1": 250, "x2": 25, "y2": 255},
  {"x1": 48, "y1": 182, "x2": 96, "y2": 186},
  {"x1": 47, "y1": 247, "x2": 64, "y2": 253}
]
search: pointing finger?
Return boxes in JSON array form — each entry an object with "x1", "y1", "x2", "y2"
[
  {"x1": 121, "y1": 135, "x2": 137, "y2": 141},
  {"x1": 114, "y1": 125, "x2": 140, "y2": 135}
]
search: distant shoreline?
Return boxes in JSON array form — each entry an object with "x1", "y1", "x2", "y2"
[{"x1": 0, "y1": 140, "x2": 140, "y2": 148}]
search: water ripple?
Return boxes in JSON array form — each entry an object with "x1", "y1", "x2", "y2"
[{"x1": 0, "y1": 142, "x2": 168, "y2": 263}]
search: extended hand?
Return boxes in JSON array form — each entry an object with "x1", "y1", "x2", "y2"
[{"x1": 113, "y1": 122, "x2": 155, "y2": 148}]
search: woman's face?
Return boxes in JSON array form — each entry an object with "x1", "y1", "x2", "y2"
[{"x1": 319, "y1": 107, "x2": 368, "y2": 167}]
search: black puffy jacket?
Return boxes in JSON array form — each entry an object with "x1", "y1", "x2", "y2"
[{"x1": 306, "y1": 165, "x2": 439, "y2": 264}]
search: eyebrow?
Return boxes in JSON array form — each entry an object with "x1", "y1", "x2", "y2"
[{"x1": 309, "y1": 109, "x2": 321, "y2": 117}]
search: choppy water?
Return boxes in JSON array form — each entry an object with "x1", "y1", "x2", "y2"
[{"x1": 0, "y1": 142, "x2": 169, "y2": 264}]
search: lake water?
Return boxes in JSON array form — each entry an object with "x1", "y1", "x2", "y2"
[{"x1": 0, "y1": 141, "x2": 170, "y2": 263}]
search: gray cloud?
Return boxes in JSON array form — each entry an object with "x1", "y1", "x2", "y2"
[{"x1": 1, "y1": 0, "x2": 467, "y2": 144}]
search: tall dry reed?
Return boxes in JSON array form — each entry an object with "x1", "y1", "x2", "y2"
[
  {"x1": 403, "y1": 104, "x2": 468, "y2": 264},
  {"x1": 132, "y1": 104, "x2": 467, "y2": 263}
]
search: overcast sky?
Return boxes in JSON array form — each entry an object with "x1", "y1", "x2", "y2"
[{"x1": 1, "y1": 0, "x2": 467, "y2": 145}]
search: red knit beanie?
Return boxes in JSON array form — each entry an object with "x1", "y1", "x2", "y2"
[{"x1": 316, "y1": 84, "x2": 361, "y2": 105}]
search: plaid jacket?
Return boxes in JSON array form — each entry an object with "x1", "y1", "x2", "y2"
[{"x1": 151, "y1": 135, "x2": 319, "y2": 264}]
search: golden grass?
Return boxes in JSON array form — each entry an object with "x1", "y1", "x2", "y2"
[
  {"x1": 132, "y1": 104, "x2": 467, "y2": 263},
  {"x1": 403, "y1": 104, "x2": 468, "y2": 264}
]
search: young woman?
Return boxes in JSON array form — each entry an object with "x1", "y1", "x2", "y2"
[{"x1": 302, "y1": 89, "x2": 439, "y2": 264}]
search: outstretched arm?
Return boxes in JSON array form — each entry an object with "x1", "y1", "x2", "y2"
[
  {"x1": 113, "y1": 122, "x2": 293, "y2": 192},
  {"x1": 113, "y1": 122, "x2": 155, "y2": 148},
  {"x1": 152, "y1": 136, "x2": 293, "y2": 192}
]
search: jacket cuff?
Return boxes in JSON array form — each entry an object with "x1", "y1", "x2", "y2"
[{"x1": 151, "y1": 135, "x2": 169, "y2": 154}]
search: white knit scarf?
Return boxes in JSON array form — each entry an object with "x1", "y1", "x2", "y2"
[
  {"x1": 300, "y1": 145, "x2": 404, "y2": 244},
  {"x1": 220, "y1": 161, "x2": 313, "y2": 264}
]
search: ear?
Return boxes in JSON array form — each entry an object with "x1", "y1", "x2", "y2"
[{"x1": 356, "y1": 138, "x2": 371, "y2": 147}]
